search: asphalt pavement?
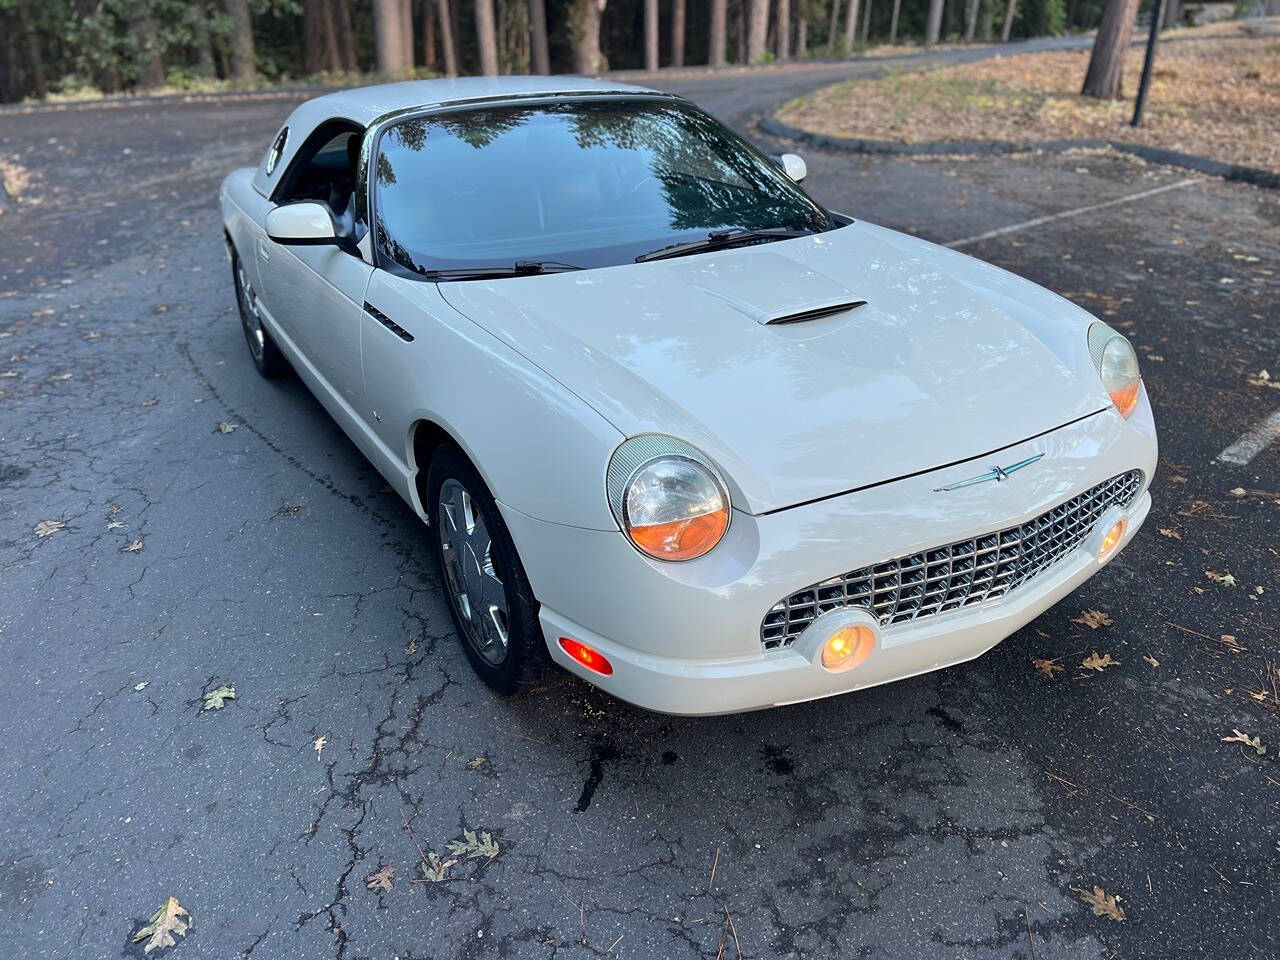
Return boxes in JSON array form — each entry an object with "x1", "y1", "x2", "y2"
[{"x1": 1, "y1": 40, "x2": 1277, "y2": 960}]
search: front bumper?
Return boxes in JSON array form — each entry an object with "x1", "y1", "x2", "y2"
[{"x1": 500, "y1": 394, "x2": 1157, "y2": 715}]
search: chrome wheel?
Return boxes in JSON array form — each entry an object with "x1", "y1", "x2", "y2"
[
  {"x1": 438, "y1": 477, "x2": 509, "y2": 666},
  {"x1": 235, "y1": 260, "x2": 266, "y2": 362}
]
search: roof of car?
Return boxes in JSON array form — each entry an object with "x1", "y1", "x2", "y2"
[{"x1": 252, "y1": 76, "x2": 666, "y2": 197}]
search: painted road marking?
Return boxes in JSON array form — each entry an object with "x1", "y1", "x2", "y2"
[
  {"x1": 1216, "y1": 408, "x2": 1280, "y2": 466},
  {"x1": 945, "y1": 178, "x2": 1203, "y2": 249}
]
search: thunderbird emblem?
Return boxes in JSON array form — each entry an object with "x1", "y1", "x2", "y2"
[{"x1": 933, "y1": 454, "x2": 1044, "y2": 492}]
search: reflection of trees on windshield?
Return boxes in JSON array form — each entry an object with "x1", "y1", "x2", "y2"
[{"x1": 373, "y1": 99, "x2": 830, "y2": 273}]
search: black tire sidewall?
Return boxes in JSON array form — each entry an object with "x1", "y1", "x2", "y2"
[
  {"x1": 427, "y1": 445, "x2": 544, "y2": 694},
  {"x1": 231, "y1": 249, "x2": 287, "y2": 379}
]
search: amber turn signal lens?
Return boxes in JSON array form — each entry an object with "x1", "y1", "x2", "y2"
[
  {"x1": 1097, "y1": 518, "x2": 1126, "y2": 562},
  {"x1": 628, "y1": 508, "x2": 730, "y2": 562},
  {"x1": 821, "y1": 625, "x2": 875, "y2": 672},
  {"x1": 1109, "y1": 381, "x2": 1141, "y2": 419},
  {"x1": 558, "y1": 637, "x2": 613, "y2": 676}
]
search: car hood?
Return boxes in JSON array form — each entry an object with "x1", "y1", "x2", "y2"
[{"x1": 439, "y1": 221, "x2": 1109, "y2": 515}]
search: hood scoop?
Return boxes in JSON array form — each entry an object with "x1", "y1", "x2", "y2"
[
  {"x1": 762, "y1": 298, "x2": 867, "y2": 325},
  {"x1": 672, "y1": 249, "x2": 865, "y2": 326}
]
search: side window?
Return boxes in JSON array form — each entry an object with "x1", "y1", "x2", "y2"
[{"x1": 272, "y1": 122, "x2": 367, "y2": 239}]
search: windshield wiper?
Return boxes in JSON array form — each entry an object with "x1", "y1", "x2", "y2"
[
  {"x1": 634, "y1": 228, "x2": 815, "y2": 264},
  {"x1": 417, "y1": 260, "x2": 582, "y2": 281}
]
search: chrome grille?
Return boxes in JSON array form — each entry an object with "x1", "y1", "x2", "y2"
[{"x1": 760, "y1": 471, "x2": 1142, "y2": 650}]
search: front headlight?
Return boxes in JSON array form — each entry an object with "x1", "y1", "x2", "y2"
[
  {"x1": 607, "y1": 436, "x2": 731, "y2": 562},
  {"x1": 1088, "y1": 322, "x2": 1142, "y2": 419}
]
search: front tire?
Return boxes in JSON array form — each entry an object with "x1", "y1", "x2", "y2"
[
  {"x1": 427, "y1": 445, "x2": 545, "y2": 694},
  {"x1": 231, "y1": 249, "x2": 289, "y2": 379}
]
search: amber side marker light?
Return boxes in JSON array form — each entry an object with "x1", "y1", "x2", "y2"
[
  {"x1": 821, "y1": 625, "x2": 875, "y2": 672},
  {"x1": 1097, "y1": 518, "x2": 1127, "y2": 562},
  {"x1": 558, "y1": 637, "x2": 613, "y2": 676}
]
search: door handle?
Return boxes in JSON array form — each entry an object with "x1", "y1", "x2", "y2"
[{"x1": 257, "y1": 237, "x2": 270, "y2": 263}]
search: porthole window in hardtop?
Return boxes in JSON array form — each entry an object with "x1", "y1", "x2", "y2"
[{"x1": 265, "y1": 127, "x2": 289, "y2": 176}]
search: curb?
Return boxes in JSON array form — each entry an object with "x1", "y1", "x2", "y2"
[{"x1": 758, "y1": 113, "x2": 1280, "y2": 190}]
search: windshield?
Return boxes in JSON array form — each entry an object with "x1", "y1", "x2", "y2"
[{"x1": 372, "y1": 98, "x2": 832, "y2": 275}]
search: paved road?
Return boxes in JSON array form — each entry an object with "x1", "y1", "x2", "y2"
[{"x1": 1, "y1": 42, "x2": 1278, "y2": 960}]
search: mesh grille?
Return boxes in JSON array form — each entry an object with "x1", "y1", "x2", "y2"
[{"x1": 760, "y1": 470, "x2": 1142, "y2": 651}]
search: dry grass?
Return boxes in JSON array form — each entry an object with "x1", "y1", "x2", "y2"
[
  {"x1": 0, "y1": 157, "x2": 33, "y2": 201},
  {"x1": 777, "y1": 18, "x2": 1280, "y2": 173}
]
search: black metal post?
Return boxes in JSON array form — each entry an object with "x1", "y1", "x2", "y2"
[{"x1": 1131, "y1": 0, "x2": 1165, "y2": 127}]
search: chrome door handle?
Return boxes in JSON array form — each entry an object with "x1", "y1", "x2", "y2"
[{"x1": 257, "y1": 237, "x2": 270, "y2": 262}]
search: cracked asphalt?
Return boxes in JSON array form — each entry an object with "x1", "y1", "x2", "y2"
[{"x1": 2, "y1": 44, "x2": 1278, "y2": 960}]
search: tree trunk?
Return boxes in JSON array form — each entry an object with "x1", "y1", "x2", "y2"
[
  {"x1": 375, "y1": 0, "x2": 409, "y2": 74},
  {"x1": 568, "y1": 0, "x2": 607, "y2": 73},
  {"x1": 980, "y1": 0, "x2": 994, "y2": 40},
  {"x1": 333, "y1": 0, "x2": 359, "y2": 70},
  {"x1": 737, "y1": 0, "x2": 747, "y2": 62},
  {"x1": 528, "y1": 0, "x2": 551, "y2": 72},
  {"x1": 16, "y1": 0, "x2": 47, "y2": 97},
  {"x1": 775, "y1": 0, "x2": 790, "y2": 58},
  {"x1": 476, "y1": 0, "x2": 500, "y2": 74},
  {"x1": 423, "y1": 0, "x2": 437, "y2": 70},
  {"x1": 795, "y1": 0, "x2": 807, "y2": 56},
  {"x1": 827, "y1": 0, "x2": 840, "y2": 49},
  {"x1": 132, "y1": 8, "x2": 167, "y2": 88},
  {"x1": 194, "y1": 1, "x2": 217, "y2": 77},
  {"x1": 963, "y1": 0, "x2": 979, "y2": 40},
  {"x1": 708, "y1": 0, "x2": 727, "y2": 64},
  {"x1": 842, "y1": 0, "x2": 860, "y2": 51},
  {"x1": 861, "y1": 0, "x2": 872, "y2": 42},
  {"x1": 889, "y1": 0, "x2": 901, "y2": 42},
  {"x1": 303, "y1": 0, "x2": 342, "y2": 73},
  {"x1": 437, "y1": 0, "x2": 459, "y2": 74},
  {"x1": 644, "y1": 0, "x2": 659, "y2": 68},
  {"x1": 1000, "y1": 0, "x2": 1016, "y2": 41},
  {"x1": 1081, "y1": 0, "x2": 1139, "y2": 99},
  {"x1": 224, "y1": 0, "x2": 256, "y2": 81},
  {"x1": 1162, "y1": 0, "x2": 1180, "y2": 27},
  {"x1": 403, "y1": 0, "x2": 417, "y2": 70},
  {"x1": 924, "y1": 0, "x2": 944, "y2": 45},
  {"x1": 671, "y1": 0, "x2": 686, "y2": 66},
  {"x1": 747, "y1": 0, "x2": 769, "y2": 62}
]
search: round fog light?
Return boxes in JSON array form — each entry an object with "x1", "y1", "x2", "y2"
[
  {"x1": 1097, "y1": 517, "x2": 1127, "y2": 562},
  {"x1": 821, "y1": 625, "x2": 875, "y2": 672}
]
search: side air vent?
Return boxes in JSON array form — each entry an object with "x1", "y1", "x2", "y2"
[
  {"x1": 764, "y1": 300, "x2": 867, "y2": 325},
  {"x1": 364, "y1": 302, "x2": 414, "y2": 342}
]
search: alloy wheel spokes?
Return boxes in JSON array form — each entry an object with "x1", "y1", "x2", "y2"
[{"x1": 438, "y1": 478, "x2": 509, "y2": 666}]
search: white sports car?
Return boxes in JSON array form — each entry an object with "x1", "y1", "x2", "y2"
[{"x1": 220, "y1": 77, "x2": 1156, "y2": 715}]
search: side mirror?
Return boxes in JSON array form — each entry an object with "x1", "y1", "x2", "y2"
[
  {"x1": 779, "y1": 153, "x2": 807, "y2": 183},
  {"x1": 266, "y1": 201, "x2": 344, "y2": 246}
]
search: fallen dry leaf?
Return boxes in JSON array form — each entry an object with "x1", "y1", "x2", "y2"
[
  {"x1": 1081, "y1": 651, "x2": 1120, "y2": 672},
  {"x1": 134, "y1": 681, "x2": 149, "y2": 691},
  {"x1": 1221, "y1": 728, "x2": 1266, "y2": 755},
  {"x1": 1032, "y1": 657, "x2": 1064, "y2": 678},
  {"x1": 314, "y1": 736, "x2": 327, "y2": 760},
  {"x1": 365, "y1": 863, "x2": 395, "y2": 893},
  {"x1": 215, "y1": 422, "x2": 238, "y2": 435},
  {"x1": 34, "y1": 519, "x2": 65, "y2": 538},
  {"x1": 106, "y1": 520, "x2": 124, "y2": 530},
  {"x1": 202, "y1": 685, "x2": 236, "y2": 710},
  {"x1": 1206, "y1": 571, "x2": 1238, "y2": 587},
  {"x1": 1072, "y1": 609, "x2": 1113, "y2": 629},
  {"x1": 1157, "y1": 527, "x2": 1181, "y2": 540},
  {"x1": 121, "y1": 538, "x2": 144, "y2": 553},
  {"x1": 1072, "y1": 884, "x2": 1126, "y2": 922},
  {"x1": 133, "y1": 896, "x2": 191, "y2": 953},
  {"x1": 1143, "y1": 655, "x2": 1160, "y2": 667},
  {"x1": 1219, "y1": 634, "x2": 1245, "y2": 654},
  {"x1": 1229, "y1": 487, "x2": 1247, "y2": 497},
  {"x1": 419, "y1": 852, "x2": 457, "y2": 882},
  {"x1": 405, "y1": 638, "x2": 417, "y2": 656},
  {"x1": 467, "y1": 756, "x2": 487, "y2": 769}
]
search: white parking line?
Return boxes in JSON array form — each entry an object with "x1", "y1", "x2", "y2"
[
  {"x1": 1216, "y1": 408, "x2": 1280, "y2": 466},
  {"x1": 944, "y1": 178, "x2": 1203, "y2": 249}
]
